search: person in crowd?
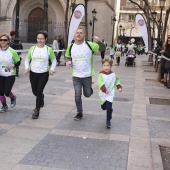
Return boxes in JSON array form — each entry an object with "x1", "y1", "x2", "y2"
[
  {"x1": 65, "y1": 28, "x2": 105, "y2": 121},
  {"x1": 100, "y1": 38, "x2": 107, "y2": 60},
  {"x1": 107, "y1": 45, "x2": 114, "y2": 60},
  {"x1": 115, "y1": 40, "x2": 122, "y2": 52},
  {"x1": 126, "y1": 41, "x2": 136, "y2": 52},
  {"x1": 57, "y1": 35, "x2": 65, "y2": 65},
  {"x1": 24, "y1": 30, "x2": 57, "y2": 119},
  {"x1": 114, "y1": 48, "x2": 122, "y2": 66},
  {"x1": 121, "y1": 42, "x2": 126, "y2": 56},
  {"x1": 9, "y1": 30, "x2": 23, "y2": 77},
  {"x1": 52, "y1": 35, "x2": 59, "y2": 64},
  {"x1": 160, "y1": 35, "x2": 170, "y2": 88},
  {"x1": 98, "y1": 58, "x2": 122, "y2": 128},
  {"x1": 0, "y1": 34, "x2": 20, "y2": 112}
]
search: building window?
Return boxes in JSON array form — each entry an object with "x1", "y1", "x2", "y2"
[
  {"x1": 129, "y1": 15, "x2": 134, "y2": 21},
  {"x1": 126, "y1": 0, "x2": 140, "y2": 8}
]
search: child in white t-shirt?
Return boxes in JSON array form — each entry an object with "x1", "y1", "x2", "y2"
[{"x1": 107, "y1": 45, "x2": 114, "y2": 59}]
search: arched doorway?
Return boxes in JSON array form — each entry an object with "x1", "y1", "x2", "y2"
[{"x1": 27, "y1": 8, "x2": 44, "y2": 42}]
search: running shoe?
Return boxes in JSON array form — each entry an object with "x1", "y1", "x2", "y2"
[
  {"x1": 0, "y1": 105, "x2": 8, "y2": 113},
  {"x1": 74, "y1": 112, "x2": 83, "y2": 121},
  {"x1": 10, "y1": 95, "x2": 16, "y2": 108}
]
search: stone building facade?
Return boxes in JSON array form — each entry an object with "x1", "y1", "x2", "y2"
[{"x1": 0, "y1": 0, "x2": 117, "y2": 45}]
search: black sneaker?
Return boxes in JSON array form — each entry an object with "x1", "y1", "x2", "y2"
[
  {"x1": 41, "y1": 94, "x2": 44, "y2": 107},
  {"x1": 32, "y1": 109, "x2": 40, "y2": 119},
  {"x1": 74, "y1": 112, "x2": 83, "y2": 121},
  {"x1": 106, "y1": 120, "x2": 111, "y2": 129},
  {"x1": 91, "y1": 88, "x2": 93, "y2": 95},
  {"x1": 164, "y1": 82, "x2": 168, "y2": 86},
  {"x1": 10, "y1": 95, "x2": 16, "y2": 108}
]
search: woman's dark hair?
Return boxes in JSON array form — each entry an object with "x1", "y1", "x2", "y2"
[
  {"x1": 164, "y1": 37, "x2": 170, "y2": 50},
  {"x1": 36, "y1": 30, "x2": 48, "y2": 39}
]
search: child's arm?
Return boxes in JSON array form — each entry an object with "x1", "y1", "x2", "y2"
[
  {"x1": 115, "y1": 75, "x2": 122, "y2": 92},
  {"x1": 98, "y1": 73, "x2": 108, "y2": 93}
]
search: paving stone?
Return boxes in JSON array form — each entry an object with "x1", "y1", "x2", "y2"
[
  {"x1": 20, "y1": 135, "x2": 129, "y2": 170},
  {"x1": 55, "y1": 112, "x2": 131, "y2": 135},
  {"x1": 148, "y1": 120, "x2": 170, "y2": 139}
]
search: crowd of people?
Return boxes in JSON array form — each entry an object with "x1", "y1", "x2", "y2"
[{"x1": 1, "y1": 28, "x2": 170, "y2": 129}]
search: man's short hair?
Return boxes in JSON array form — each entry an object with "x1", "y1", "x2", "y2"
[{"x1": 76, "y1": 28, "x2": 86, "y2": 34}]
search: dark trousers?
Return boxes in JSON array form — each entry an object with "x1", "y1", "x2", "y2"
[
  {"x1": 57, "y1": 52, "x2": 62, "y2": 62},
  {"x1": 101, "y1": 101, "x2": 113, "y2": 121},
  {"x1": 73, "y1": 76, "x2": 93, "y2": 113},
  {"x1": 30, "y1": 71, "x2": 49, "y2": 109},
  {"x1": 116, "y1": 57, "x2": 120, "y2": 65},
  {"x1": 0, "y1": 76, "x2": 15, "y2": 96},
  {"x1": 101, "y1": 51, "x2": 105, "y2": 60}
]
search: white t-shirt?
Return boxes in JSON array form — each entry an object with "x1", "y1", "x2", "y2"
[
  {"x1": 109, "y1": 48, "x2": 114, "y2": 55},
  {"x1": 30, "y1": 46, "x2": 50, "y2": 73},
  {"x1": 71, "y1": 42, "x2": 92, "y2": 78}
]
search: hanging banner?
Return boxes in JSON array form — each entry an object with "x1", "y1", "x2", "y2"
[
  {"x1": 67, "y1": 4, "x2": 85, "y2": 45},
  {"x1": 135, "y1": 13, "x2": 148, "y2": 52}
]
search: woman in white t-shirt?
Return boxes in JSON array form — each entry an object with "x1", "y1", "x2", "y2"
[{"x1": 24, "y1": 31, "x2": 56, "y2": 119}]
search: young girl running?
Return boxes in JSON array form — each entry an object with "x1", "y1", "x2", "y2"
[
  {"x1": 24, "y1": 31, "x2": 56, "y2": 119},
  {"x1": 0, "y1": 34, "x2": 20, "y2": 112},
  {"x1": 98, "y1": 58, "x2": 122, "y2": 129}
]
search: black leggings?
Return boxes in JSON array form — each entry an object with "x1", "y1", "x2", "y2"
[
  {"x1": 30, "y1": 71, "x2": 49, "y2": 109},
  {"x1": 0, "y1": 76, "x2": 15, "y2": 96},
  {"x1": 101, "y1": 101, "x2": 113, "y2": 121}
]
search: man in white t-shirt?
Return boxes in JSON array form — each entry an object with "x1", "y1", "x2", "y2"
[{"x1": 65, "y1": 28, "x2": 104, "y2": 120}]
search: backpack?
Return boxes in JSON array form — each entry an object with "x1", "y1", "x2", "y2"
[{"x1": 69, "y1": 41, "x2": 94, "y2": 56}]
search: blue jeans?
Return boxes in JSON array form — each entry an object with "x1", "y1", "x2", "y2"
[
  {"x1": 73, "y1": 76, "x2": 93, "y2": 113},
  {"x1": 101, "y1": 101, "x2": 113, "y2": 121}
]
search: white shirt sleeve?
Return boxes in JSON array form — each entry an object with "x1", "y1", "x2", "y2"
[
  {"x1": 50, "y1": 58, "x2": 57, "y2": 72},
  {"x1": 25, "y1": 58, "x2": 30, "y2": 70}
]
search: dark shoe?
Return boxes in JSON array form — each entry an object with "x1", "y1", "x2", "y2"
[
  {"x1": 164, "y1": 82, "x2": 167, "y2": 86},
  {"x1": 167, "y1": 84, "x2": 170, "y2": 89},
  {"x1": 0, "y1": 105, "x2": 8, "y2": 113},
  {"x1": 91, "y1": 88, "x2": 93, "y2": 95},
  {"x1": 106, "y1": 120, "x2": 111, "y2": 129},
  {"x1": 41, "y1": 94, "x2": 44, "y2": 107},
  {"x1": 10, "y1": 95, "x2": 16, "y2": 108},
  {"x1": 74, "y1": 112, "x2": 83, "y2": 121},
  {"x1": 32, "y1": 109, "x2": 39, "y2": 119}
]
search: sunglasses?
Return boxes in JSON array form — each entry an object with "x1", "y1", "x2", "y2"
[{"x1": 0, "y1": 39, "x2": 8, "y2": 42}]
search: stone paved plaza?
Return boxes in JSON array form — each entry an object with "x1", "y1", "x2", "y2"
[{"x1": 0, "y1": 49, "x2": 170, "y2": 170}]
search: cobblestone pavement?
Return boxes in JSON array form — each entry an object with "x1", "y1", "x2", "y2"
[{"x1": 0, "y1": 49, "x2": 170, "y2": 170}]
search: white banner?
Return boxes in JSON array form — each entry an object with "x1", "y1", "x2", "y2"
[
  {"x1": 135, "y1": 14, "x2": 148, "y2": 52},
  {"x1": 68, "y1": 4, "x2": 85, "y2": 45}
]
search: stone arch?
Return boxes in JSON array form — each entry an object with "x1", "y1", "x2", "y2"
[{"x1": 6, "y1": 0, "x2": 66, "y2": 19}]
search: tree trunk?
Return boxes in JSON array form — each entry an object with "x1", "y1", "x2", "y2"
[
  {"x1": 162, "y1": 8, "x2": 170, "y2": 43},
  {"x1": 64, "y1": 0, "x2": 69, "y2": 47},
  {"x1": 43, "y1": 0, "x2": 48, "y2": 32},
  {"x1": 85, "y1": 0, "x2": 88, "y2": 40}
]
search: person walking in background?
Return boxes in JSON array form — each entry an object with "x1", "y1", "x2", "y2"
[
  {"x1": 121, "y1": 43, "x2": 126, "y2": 56},
  {"x1": 0, "y1": 34, "x2": 20, "y2": 112},
  {"x1": 107, "y1": 45, "x2": 114, "y2": 60},
  {"x1": 98, "y1": 58, "x2": 122, "y2": 128},
  {"x1": 24, "y1": 31, "x2": 56, "y2": 119},
  {"x1": 100, "y1": 38, "x2": 107, "y2": 60},
  {"x1": 52, "y1": 35, "x2": 59, "y2": 64},
  {"x1": 160, "y1": 35, "x2": 170, "y2": 88},
  {"x1": 57, "y1": 35, "x2": 65, "y2": 65},
  {"x1": 65, "y1": 28, "x2": 105, "y2": 121},
  {"x1": 114, "y1": 48, "x2": 122, "y2": 66},
  {"x1": 9, "y1": 30, "x2": 23, "y2": 77}
]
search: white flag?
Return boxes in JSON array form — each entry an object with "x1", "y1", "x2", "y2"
[
  {"x1": 135, "y1": 14, "x2": 148, "y2": 52},
  {"x1": 68, "y1": 4, "x2": 85, "y2": 45}
]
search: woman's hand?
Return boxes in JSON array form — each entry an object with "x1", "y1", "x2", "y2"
[
  {"x1": 6, "y1": 64, "x2": 15, "y2": 70},
  {"x1": 49, "y1": 70, "x2": 54, "y2": 75},
  {"x1": 23, "y1": 69, "x2": 29, "y2": 76},
  {"x1": 160, "y1": 50, "x2": 165, "y2": 54}
]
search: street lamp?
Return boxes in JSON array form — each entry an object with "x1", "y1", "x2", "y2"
[
  {"x1": 119, "y1": 25, "x2": 123, "y2": 36},
  {"x1": 158, "y1": 0, "x2": 166, "y2": 43},
  {"x1": 130, "y1": 24, "x2": 134, "y2": 40},
  {"x1": 123, "y1": 28, "x2": 125, "y2": 37},
  {"x1": 111, "y1": 17, "x2": 116, "y2": 45},
  {"x1": 15, "y1": 0, "x2": 20, "y2": 38},
  {"x1": 70, "y1": 0, "x2": 76, "y2": 14},
  {"x1": 91, "y1": 9, "x2": 97, "y2": 42}
]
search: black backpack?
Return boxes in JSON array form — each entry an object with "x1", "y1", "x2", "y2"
[{"x1": 69, "y1": 41, "x2": 94, "y2": 56}]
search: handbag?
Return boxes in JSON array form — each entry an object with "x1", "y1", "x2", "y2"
[{"x1": 165, "y1": 60, "x2": 170, "y2": 70}]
